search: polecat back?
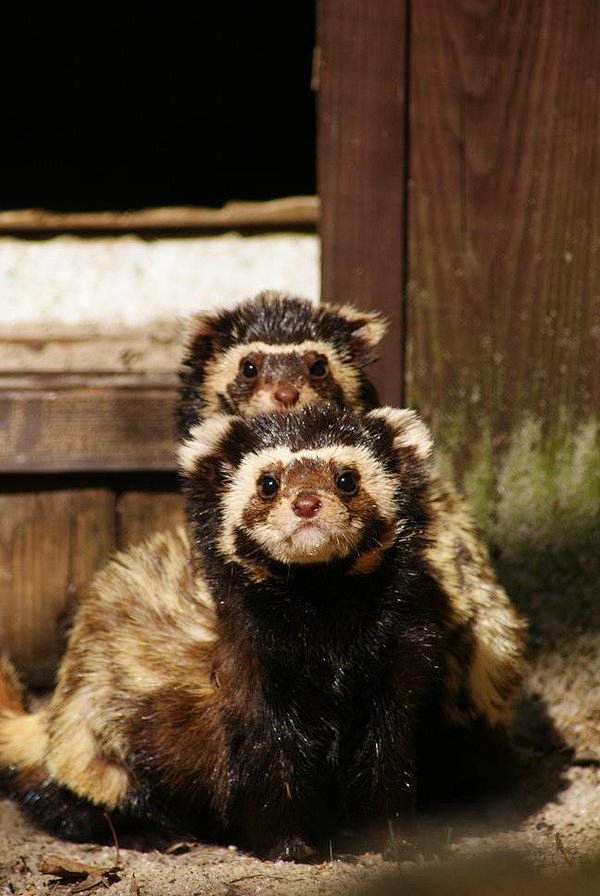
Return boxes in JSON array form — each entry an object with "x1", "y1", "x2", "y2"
[{"x1": 177, "y1": 290, "x2": 387, "y2": 437}]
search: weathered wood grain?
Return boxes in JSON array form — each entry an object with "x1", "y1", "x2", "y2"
[
  {"x1": 117, "y1": 490, "x2": 185, "y2": 550},
  {"x1": 0, "y1": 375, "x2": 178, "y2": 473},
  {"x1": 0, "y1": 324, "x2": 184, "y2": 375},
  {"x1": 318, "y1": 0, "x2": 409, "y2": 405},
  {"x1": 317, "y1": 4, "x2": 600, "y2": 751},
  {"x1": 408, "y1": 0, "x2": 600, "y2": 459},
  {"x1": 405, "y1": 3, "x2": 600, "y2": 746},
  {"x1": 0, "y1": 488, "x2": 115, "y2": 685}
]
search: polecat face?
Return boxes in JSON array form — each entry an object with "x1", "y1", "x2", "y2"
[
  {"x1": 180, "y1": 404, "x2": 433, "y2": 579},
  {"x1": 204, "y1": 340, "x2": 352, "y2": 417},
  {"x1": 177, "y1": 291, "x2": 387, "y2": 436},
  {"x1": 221, "y1": 444, "x2": 399, "y2": 567}
]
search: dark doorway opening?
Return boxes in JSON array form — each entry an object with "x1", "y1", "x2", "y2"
[{"x1": 2, "y1": 8, "x2": 316, "y2": 212}]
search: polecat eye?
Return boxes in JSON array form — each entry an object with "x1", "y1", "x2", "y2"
[
  {"x1": 308, "y1": 357, "x2": 329, "y2": 379},
  {"x1": 336, "y1": 471, "x2": 359, "y2": 495},
  {"x1": 241, "y1": 358, "x2": 259, "y2": 379},
  {"x1": 258, "y1": 474, "x2": 279, "y2": 499}
]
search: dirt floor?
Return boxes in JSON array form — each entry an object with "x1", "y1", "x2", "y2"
[
  {"x1": 2, "y1": 531, "x2": 598, "y2": 896},
  {"x1": 2, "y1": 498, "x2": 598, "y2": 895},
  {"x1": 0, "y1": 743, "x2": 598, "y2": 896},
  {"x1": 3, "y1": 570, "x2": 598, "y2": 896}
]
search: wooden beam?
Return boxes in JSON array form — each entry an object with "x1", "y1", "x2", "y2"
[
  {"x1": 0, "y1": 196, "x2": 318, "y2": 234},
  {"x1": 318, "y1": 0, "x2": 409, "y2": 405},
  {"x1": 0, "y1": 375, "x2": 178, "y2": 473}
]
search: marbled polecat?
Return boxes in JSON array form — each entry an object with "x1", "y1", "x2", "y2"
[
  {"x1": 0, "y1": 405, "x2": 525, "y2": 860},
  {"x1": 177, "y1": 290, "x2": 387, "y2": 437}
]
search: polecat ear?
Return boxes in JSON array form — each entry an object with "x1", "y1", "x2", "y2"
[
  {"x1": 178, "y1": 414, "x2": 239, "y2": 476},
  {"x1": 181, "y1": 309, "x2": 224, "y2": 362},
  {"x1": 366, "y1": 407, "x2": 433, "y2": 463},
  {"x1": 331, "y1": 304, "x2": 388, "y2": 365}
]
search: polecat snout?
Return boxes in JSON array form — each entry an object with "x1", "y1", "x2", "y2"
[
  {"x1": 177, "y1": 290, "x2": 387, "y2": 437},
  {"x1": 0, "y1": 404, "x2": 525, "y2": 862}
]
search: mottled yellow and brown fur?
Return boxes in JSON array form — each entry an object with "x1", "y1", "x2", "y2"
[
  {"x1": 424, "y1": 478, "x2": 525, "y2": 728},
  {"x1": 0, "y1": 529, "x2": 216, "y2": 836},
  {"x1": 0, "y1": 405, "x2": 525, "y2": 859}
]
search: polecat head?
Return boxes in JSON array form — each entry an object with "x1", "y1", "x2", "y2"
[
  {"x1": 179, "y1": 404, "x2": 433, "y2": 581},
  {"x1": 177, "y1": 291, "x2": 387, "y2": 438}
]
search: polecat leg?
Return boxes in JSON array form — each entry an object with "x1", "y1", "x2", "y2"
[
  {"x1": 9, "y1": 712, "x2": 133, "y2": 840},
  {"x1": 0, "y1": 658, "x2": 132, "y2": 839},
  {"x1": 0, "y1": 657, "x2": 51, "y2": 794},
  {"x1": 46, "y1": 719, "x2": 130, "y2": 811}
]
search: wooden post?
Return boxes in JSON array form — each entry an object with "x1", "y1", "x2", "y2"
[
  {"x1": 408, "y1": 1, "x2": 600, "y2": 461},
  {"x1": 317, "y1": 0, "x2": 600, "y2": 753},
  {"x1": 317, "y1": 0, "x2": 409, "y2": 405}
]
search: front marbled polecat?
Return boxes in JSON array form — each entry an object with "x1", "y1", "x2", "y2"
[{"x1": 0, "y1": 405, "x2": 525, "y2": 860}]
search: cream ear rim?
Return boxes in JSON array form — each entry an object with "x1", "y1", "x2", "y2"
[
  {"x1": 332, "y1": 304, "x2": 389, "y2": 347},
  {"x1": 181, "y1": 308, "x2": 223, "y2": 347},
  {"x1": 366, "y1": 407, "x2": 434, "y2": 461},
  {"x1": 178, "y1": 414, "x2": 239, "y2": 474}
]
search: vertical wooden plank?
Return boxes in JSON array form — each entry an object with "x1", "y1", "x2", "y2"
[
  {"x1": 0, "y1": 489, "x2": 116, "y2": 685},
  {"x1": 318, "y1": 0, "x2": 409, "y2": 405},
  {"x1": 408, "y1": 0, "x2": 600, "y2": 457},
  {"x1": 407, "y1": 0, "x2": 600, "y2": 751},
  {"x1": 117, "y1": 491, "x2": 186, "y2": 550}
]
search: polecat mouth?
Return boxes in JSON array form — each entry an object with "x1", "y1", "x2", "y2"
[
  {"x1": 290, "y1": 521, "x2": 327, "y2": 544},
  {"x1": 284, "y1": 521, "x2": 342, "y2": 562}
]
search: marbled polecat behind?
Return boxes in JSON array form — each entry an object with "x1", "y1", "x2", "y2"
[
  {"x1": 177, "y1": 290, "x2": 387, "y2": 437},
  {"x1": 0, "y1": 405, "x2": 525, "y2": 860}
]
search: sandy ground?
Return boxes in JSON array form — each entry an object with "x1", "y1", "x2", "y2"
[
  {"x1": 2, "y1": 539, "x2": 596, "y2": 896},
  {"x1": 0, "y1": 747, "x2": 598, "y2": 896}
]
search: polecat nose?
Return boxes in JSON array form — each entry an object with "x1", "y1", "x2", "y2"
[
  {"x1": 273, "y1": 383, "x2": 300, "y2": 407},
  {"x1": 292, "y1": 491, "x2": 322, "y2": 518}
]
